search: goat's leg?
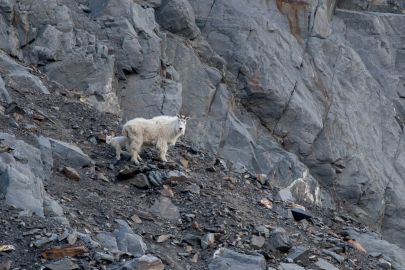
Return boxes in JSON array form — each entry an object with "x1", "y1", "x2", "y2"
[
  {"x1": 115, "y1": 144, "x2": 121, "y2": 160},
  {"x1": 157, "y1": 140, "x2": 168, "y2": 162},
  {"x1": 129, "y1": 139, "x2": 142, "y2": 165}
]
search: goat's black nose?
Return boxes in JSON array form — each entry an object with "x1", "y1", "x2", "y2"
[{"x1": 179, "y1": 127, "x2": 183, "y2": 130}]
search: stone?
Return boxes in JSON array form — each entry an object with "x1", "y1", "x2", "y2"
[
  {"x1": 48, "y1": 138, "x2": 93, "y2": 167},
  {"x1": 183, "y1": 183, "x2": 200, "y2": 195},
  {"x1": 96, "y1": 232, "x2": 119, "y2": 252},
  {"x1": 119, "y1": 254, "x2": 164, "y2": 270},
  {"x1": 201, "y1": 233, "x2": 215, "y2": 249},
  {"x1": 63, "y1": 166, "x2": 80, "y2": 181},
  {"x1": 287, "y1": 246, "x2": 311, "y2": 266},
  {"x1": 5, "y1": 71, "x2": 49, "y2": 94},
  {"x1": 157, "y1": 234, "x2": 172, "y2": 243},
  {"x1": 33, "y1": 234, "x2": 58, "y2": 248},
  {"x1": 160, "y1": 185, "x2": 174, "y2": 198},
  {"x1": 43, "y1": 195, "x2": 64, "y2": 219},
  {"x1": 251, "y1": 235, "x2": 266, "y2": 249},
  {"x1": 147, "y1": 171, "x2": 166, "y2": 186},
  {"x1": 259, "y1": 199, "x2": 273, "y2": 209},
  {"x1": 256, "y1": 174, "x2": 267, "y2": 185},
  {"x1": 44, "y1": 258, "x2": 79, "y2": 270},
  {"x1": 0, "y1": 75, "x2": 12, "y2": 105},
  {"x1": 209, "y1": 248, "x2": 266, "y2": 270},
  {"x1": 266, "y1": 228, "x2": 292, "y2": 253},
  {"x1": 163, "y1": 170, "x2": 188, "y2": 184},
  {"x1": 179, "y1": 158, "x2": 189, "y2": 168},
  {"x1": 35, "y1": 136, "x2": 53, "y2": 179},
  {"x1": 113, "y1": 219, "x2": 147, "y2": 256},
  {"x1": 129, "y1": 173, "x2": 150, "y2": 189},
  {"x1": 131, "y1": 214, "x2": 143, "y2": 224},
  {"x1": 290, "y1": 208, "x2": 312, "y2": 221},
  {"x1": 0, "y1": 133, "x2": 62, "y2": 218},
  {"x1": 182, "y1": 233, "x2": 201, "y2": 247},
  {"x1": 156, "y1": 0, "x2": 200, "y2": 39},
  {"x1": 149, "y1": 196, "x2": 180, "y2": 220},
  {"x1": 378, "y1": 258, "x2": 392, "y2": 270},
  {"x1": 322, "y1": 249, "x2": 345, "y2": 264},
  {"x1": 278, "y1": 189, "x2": 295, "y2": 203},
  {"x1": 345, "y1": 229, "x2": 405, "y2": 269},
  {"x1": 77, "y1": 233, "x2": 101, "y2": 249},
  {"x1": 67, "y1": 230, "x2": 78, "y2": 245},
  {"x1": 277, "y1": 263, "x2": 305, "y2": 270},
  {"x1": 95, "y1": 252, "x2": 115, "y2": 263},
  {"x1": 0, "y1": 260, "x2": 11, "y2": 270},
  {"x1": 97, "y1": 173, "x2": 110, "y2": 182},
  {"x1": 314, "y1": 258, "x2": 339, "y2": 270},
  {"x1": 255, "y1": 225, "x2": 270, "y2": 238}
]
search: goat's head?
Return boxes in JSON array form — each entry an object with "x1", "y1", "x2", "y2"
[
  {"x1": 105, "y1": 135, "x2": 113, "y2": 144},
  {"x1": 176, "y1": 114, "x2": 190, "y2": 135}
]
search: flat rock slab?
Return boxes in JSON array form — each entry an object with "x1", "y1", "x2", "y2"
[
  {"x1": 113, "y1": 219, "x2": 147, "y2": 257},
  {"x1": 44, "y1": 258, "x2": 79, "y2": 270},
  {"x1": 315, "y1": 258, "x2": 339, "y2": 270},
  {"x1": 48, "y1": 138, "x2": 93, "y2": 167},
  {"x1": 277, "y1": 263, "x2": 305, "y2": 270},
  {"x1": 209, "y1": 248, "x2": 266, "y2": 270},
  {"x1": 118, "y1": 254, "x2": 164, "y2": 270}
]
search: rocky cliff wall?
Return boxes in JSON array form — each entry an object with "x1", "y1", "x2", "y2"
[{"x1": 0, "y1": 0, "x2": 404, "y2": 249}]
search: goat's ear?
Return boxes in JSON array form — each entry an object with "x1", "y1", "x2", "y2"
[
  {"x1": 176, "y1": 113, "x2": 180, "y2": 118},
  {"x1": 185, "y1": 116, "x2": 191, "y2": 121}
]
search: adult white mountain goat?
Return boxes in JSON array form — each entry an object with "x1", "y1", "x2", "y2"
[{"x1": 122, "y1": 114, "x2": 190, "y2": 164}]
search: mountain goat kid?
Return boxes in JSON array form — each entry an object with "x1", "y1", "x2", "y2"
[
  {"x1": 105, "y1": 135, "x2": 129, "y2": 160},
  {"x1": 122, "y1": 114, "x2": 190, "y2": 164}
]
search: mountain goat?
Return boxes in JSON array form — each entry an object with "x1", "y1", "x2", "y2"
[
  {"x1": 105, "y1": 135, "x2": 129, "y2": 160},
  {"x1": 122, "y1": 114, "x2": 190, "y2": 164}
]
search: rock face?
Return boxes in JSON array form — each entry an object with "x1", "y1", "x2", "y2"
[
  {"x1": 0, "y1": 133, "x2": 63, "y2": 218},
  {"x1": 0, "y1": 0, "x2": 404, "y2": 253}
]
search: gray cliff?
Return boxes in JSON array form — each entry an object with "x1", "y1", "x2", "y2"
[{"x1": 0, "y1": 0, "x2": 404, "y2": 253}]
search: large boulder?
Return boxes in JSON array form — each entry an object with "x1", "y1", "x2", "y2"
[
  {"x1": 113, "y1": 219, "x2": 147, "y2": 257},
  {"x1": 156, "y1": 0, "x2": 200, "y2": 39},
  {"x1": 347, "y1": 229, "x2": 405, "y2": 270},
  {"x1": 48, "y1": 138, "x2": 94, "y2": 168},
  {"x1": 0, "y1": 133, "x2": 63, "y2": 218}
]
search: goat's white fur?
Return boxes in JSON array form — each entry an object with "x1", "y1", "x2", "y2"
[
  {"x1": 105, "y1": 135, "x2": 129, "y2": 160},
  {"x1": 122, "y1": 115, "x2": 189, "y2": 164}
]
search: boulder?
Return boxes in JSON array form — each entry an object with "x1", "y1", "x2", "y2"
[
  {"x1": 113, "y1": 219, "x2": 147, "y2": 257},
  {"x1": 48, "y1": 138, "x2": 93, "y2": 167},
  {"x1": 346, "y1": 229, "x2": 405, "y2": 269},
  {"x1": 209, "y1": 248, "x2": 266, "y2": 270},
  {"x1": 157, "y1": 0, "x2": 200, "y2": 39},
  {"x1": 266, "y1": 227, "x2": 292, "y2": 253},
  {"x1": 117, "y1": 255, "x2": 164, "y2": 270},
  {"x1": 0, "y1": 133, "x2": 62, "y2": 218}
]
